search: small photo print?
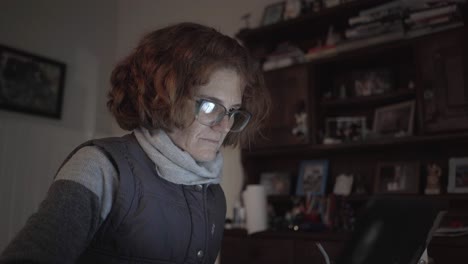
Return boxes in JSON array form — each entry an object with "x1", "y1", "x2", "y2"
[
  {"x1": 296, "y1": 160, "x2": 329, "y2": 196},
  {"x1": 260, "y1": 171, "x2": 291, "y2": 195},
  {"x1": 325, "y1": 116, "x2": 367, "y2": 143}
]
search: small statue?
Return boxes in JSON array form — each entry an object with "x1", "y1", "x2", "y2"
[
  {"x1": 292, "y1": 111, "x2": 308, "y2": 138},
  {"x1": 425, "y1": 163, "x2": 442, "y2": 195}
]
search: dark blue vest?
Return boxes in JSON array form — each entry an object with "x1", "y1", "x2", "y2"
[{"x1": 77, "y1": 134, "x2": 226, "y2": 264}]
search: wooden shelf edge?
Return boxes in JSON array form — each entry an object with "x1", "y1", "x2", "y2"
[
  {"x1": 223, "y1": 228, "x2": 468, "y2": 246},
  {"x1": 320, "y1": 89, "x2": 416, "y2": 108},
  {"x1": 242, "y1": 132, "x2": 468, "y2": 157}
]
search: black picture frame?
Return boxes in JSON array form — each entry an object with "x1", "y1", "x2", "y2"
[
  {"x1": 0, "y1": 44, "x2": 66, "y2": 119},
  {"x1": 261, "y1": 2, "x2": 285, "y2": 26}
]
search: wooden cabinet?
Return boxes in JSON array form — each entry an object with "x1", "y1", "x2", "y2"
[
  {"x1": 416, "y1": 28, "x2": 468, "y2": 134},
  {"x1": 230, "y1": 1, "x2": 468, "y2": 263},
  {"x1": 221, "y1": 230, "x2": 468, "y2": 264},
  {"x1": 253, "y1": 65, "x2": 310, "y2": 148},
  {"x1": 221, "y1": 230, "x2": 345, "y2": 264},
  {"x1": 248, "y1": 238, "x2": 295, "y2": 264},
  {"x1": 294, "y1": 240, "x2": 344, "y2": 264}
]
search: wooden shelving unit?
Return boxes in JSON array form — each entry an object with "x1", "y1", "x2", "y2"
[{"x1": 222, "y1": 1, "x2": 468, "y2": 263}]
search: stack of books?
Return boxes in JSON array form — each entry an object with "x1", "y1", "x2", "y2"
[
  {"x1": 404, "y1": 0, "x2": 465, "y2": 38},
  {"x1": 345, "y1": 0, "x2": 405, "y2": 40},
  {"x1": 262, "y1": 42, "x2": 306, "y2": 71}
]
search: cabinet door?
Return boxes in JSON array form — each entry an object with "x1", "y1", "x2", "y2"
[
  {"x1": 248, "y1": 238, "x2": 295, "y2": 264},
  {"x1": 220, "y1": 236, "x2": 249, "y2": 264},
  {"x1": 295, "y1": 240, "x2": 344, "y2": 264},
  {"x1": 416, "y1": 28, "x2": 468, "y2": 133},
  {"x1": 253, "y1": 65, "x2": 310, "y2": 148},
  {"x1": 429, "y1": 245, "x2": 468, "y2": 264}
]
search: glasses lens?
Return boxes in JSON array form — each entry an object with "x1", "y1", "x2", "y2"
[
  {"x1": 196, "y1": 100, "x2": 251, "y2": 132},
  {"x1": 230, "y1": 110, "x2": 251, "y2": 132},
  {"x1": 197, "y1": 100, "x2": 225, "y2": 126}
]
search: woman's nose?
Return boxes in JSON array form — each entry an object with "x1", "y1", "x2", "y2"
[{"x1": 212, "y1": 115, "x2": 232, "y2": 132}]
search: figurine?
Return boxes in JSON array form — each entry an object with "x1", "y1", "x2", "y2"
[{"x1": 425, "y1": 163, "x2": 442, "y2": 195}]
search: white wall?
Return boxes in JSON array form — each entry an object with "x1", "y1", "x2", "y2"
[
  {"x1": 0, "y1": 0, "x2": 118, "y2": 250},
  {"x1": 0, "y1": 0, "x2": 278, "y2": 252}
]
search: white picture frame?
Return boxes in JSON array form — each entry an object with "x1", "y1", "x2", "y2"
[{"x1": 448, "y1": 157, "x2": 468, "y2": 193}]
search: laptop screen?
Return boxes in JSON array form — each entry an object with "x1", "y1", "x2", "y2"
[{"x1": 336, "y1": 196, "x2": 444, "y2": 264}]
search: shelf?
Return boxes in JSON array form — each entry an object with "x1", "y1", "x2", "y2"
[
  {"x1": 236, "y1": 0, "x2": 390, "y2": 43},
  {"x1": 305, "y1": 23, "x2": 464, "y2": 66},
  {"x1": 224, "y1": 228, "x2": 468, "y2": 246},
  {"x1": 268, "y1": 193, "x2": 468, "y2": 205},
  {"x1": 224, "y1": 228, "x2": 350, "y2": 241},
  {"x1": 320, "y1": 89, "x2": 416, "y2": 109},
  {"x1": 242, "y1": 132, "x2": 468, "y2": 158}
]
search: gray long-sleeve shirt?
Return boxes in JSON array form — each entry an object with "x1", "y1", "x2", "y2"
[{"x1": 0, "y1": 146, "x2": 118, "y2": 263}]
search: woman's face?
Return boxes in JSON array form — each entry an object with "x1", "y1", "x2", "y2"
[{"x1": 168, "y1": 68, "x2": 242, "y2": 162}]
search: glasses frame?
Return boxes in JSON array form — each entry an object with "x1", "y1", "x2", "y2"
[{"x1": 194, "y1": 98, "x2": 251, "y2": 132}]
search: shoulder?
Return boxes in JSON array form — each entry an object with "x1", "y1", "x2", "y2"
[{"x1": 56, "y1": 146, "x2": 118, "y2": 200}]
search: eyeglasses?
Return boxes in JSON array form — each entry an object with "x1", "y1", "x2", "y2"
[{"x1": 194, "y1": 99, "x2": 251, "y2": 132}]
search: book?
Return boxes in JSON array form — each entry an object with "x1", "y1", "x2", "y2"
[
  {"x1": 409, "y1": 4, "x2": 459, "y2": 20},
  {"x1": 405, "y1": 21, "x2": 464, "y2": 39},
  {"x1": 359, "y1": 0, "x2": 403, "y2": 16}
]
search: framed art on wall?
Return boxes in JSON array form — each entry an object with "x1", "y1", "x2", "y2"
[
  {"x1": 296, "y1": 160, "x2": 329, "y2": 196},
  {"x1": 0, "y1": 44, "x2": 66, "y2": 119}
]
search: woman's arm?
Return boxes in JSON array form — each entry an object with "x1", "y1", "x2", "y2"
[{"x1": 0, "y1": 146, "x2": 118, "y2": 264}]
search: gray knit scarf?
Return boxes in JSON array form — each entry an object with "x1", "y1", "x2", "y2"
[{"x1": 134, "y1": 128, "x2": 223, "y2": 185}]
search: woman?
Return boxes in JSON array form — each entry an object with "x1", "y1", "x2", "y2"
[{"x1": 0, "y1": 22, "x2": 270, "y2": 264}]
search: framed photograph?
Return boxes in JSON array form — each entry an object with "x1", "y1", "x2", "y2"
[
  {"x1": 448, "y1": 157, "x2": 468, "y2": 193},
  {"x1": 296, "y1": 160, "x2": 329, "y2": 196},
  {"x1": 260, "y1": 171, "x2": 291, "y2": 195},
  {"x1": 0, "y1": 44, "x2": 66, "y2": 119},
  {"x1": 375, "y1": 162, "x2": 420, "y2": 194},
  {"x1": 353, "y1": 69, "x2": 393, "y2": 97},
  {"x1": 373, "y1": 101, "x2": 415, "y2": 137},
  {"x1": 325, "y1": 116, "x2": 367, "y2": 143},
  {"x1": 261, "y1": 2, "x2": 285, "y2": 26}
]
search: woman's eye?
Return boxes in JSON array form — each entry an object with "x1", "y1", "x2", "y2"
[{"x1": 201, "y1": 102, "x2": 215, "y2": 113}]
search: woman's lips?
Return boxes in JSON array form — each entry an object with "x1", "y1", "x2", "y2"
[{"x1": 201, "y1": 138, "x2": 219, "y2": 145}]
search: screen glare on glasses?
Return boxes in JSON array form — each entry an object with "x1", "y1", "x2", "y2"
[{"x1": 195, "y1": 99, "x2": 251, "y2": 132}]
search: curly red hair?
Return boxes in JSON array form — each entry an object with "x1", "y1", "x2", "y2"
[{"x1": 108, "y1": 22, "x2": 270, "y2": 146}]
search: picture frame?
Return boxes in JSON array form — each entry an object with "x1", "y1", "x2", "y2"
[
  {"x1": 352, "y1": 69, "x2": 393, "y2": 97},
  {"x1": 448, "y1": 157, "x2": 468, "y2": 193},
  {"x1": 260, "y1": 171, "x2": 291, "y2": 195},
  {"x1": 375, "y1": 162, "x2": 420, "y2": 194},
  {"x1": 325, "y1": 116, "x2": 367, "y2": 143},
  {"x1": 0, "y1": 44, "x2": 66, "y2": 119},
  {"x1": 296, "y1": 160, "x2": 329, "y2": 196},
  {"x1": 331, "y1": 68, "x2": 393, "y2": 100},
  {"x1": 373, "y1": 101, "x2": 415, "y2": 137},
  {"x1": 261, "y1": 2, "x2": 285, "y2": 26}
]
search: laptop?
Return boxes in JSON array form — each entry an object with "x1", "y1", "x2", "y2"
[{"x1": 336, "y1": 196, "x2": 445, "y2": 264}]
